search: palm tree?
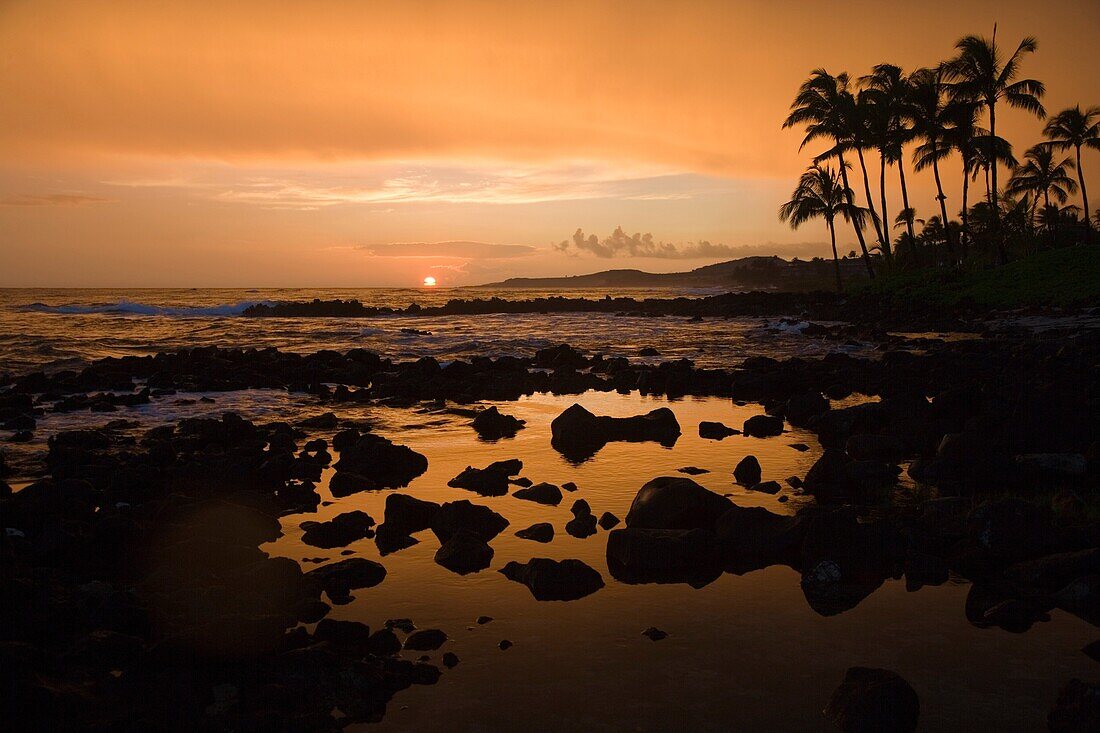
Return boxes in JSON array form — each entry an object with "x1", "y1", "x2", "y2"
[
  {"x1": 783, "y1": 69, "x2": 876, "y2": 277},
  {"x1": 850, "y1": 93, "x2": 889, "y2": 254},
  {"x1": 1006, "y1": 144, "x2": 1077, "y2": 231},
  {"x1": 860, "y1": 63, "x2": 916, "y2": 259},
  {"x1": 1043, "y1": 105, "x2": 1100, "y2": 244},
  {"x1": 943, "y1": 100, "x2": 983, "y2": 251},
  {"x1": 778, "y1": 164, "x2": 868, "y2": 293},
  {"x1": 944, "y1": 27, "x2": 1045, "y2": 264},
  {"x1": 970, "y1": 134, "x2": 1018, "y2": 207},
  {"x1": 908, "y1": 67, "x2": 959, "y2": 263}
]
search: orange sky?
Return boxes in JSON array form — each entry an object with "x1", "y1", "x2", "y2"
[{"x1": 1, "y1": 0, "x2": 1097, "y2": 286}]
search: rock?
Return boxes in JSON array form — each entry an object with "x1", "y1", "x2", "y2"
[
  {"x1": 332, "y1": 428, "x2": 361, "y2": 452},
  {"x1": 641, "y1": 627, "x2": 668, "y2": 641},
  {"x1": 404, "y1": 629, "x2": 447, "y2": 651},
  {"x1": 786, "y1": 475, "x2": 803, "y2": 489},
  {"x1": 434, "y1": 530, "x2": 494, "y2": 574},
  {"x1": 607, "y1": 527, "x2": 721, "y2": 586},
  {"x1": 846, "y1": 434, "x2": 906, "y2": 463},
  {"x1": 499, "y1": 558, "x2": 605, "y2": 601},
  {"x1": 1004, "y1": 550, "x2": 1100, "y2": 593},
  {"x1": 442, "y1": 651, "x2": 460, "y2": 668},
  {"x1": 498, "y1": 639, "x2": 513, "y2": 650},
  {"x1": 785, "y1": 392, "x2": 829, "y2": 426},
  {"x1": 379, "y1": 494, "x2": 440, "y2": 536},
  {"x1": 742, "y1": 414, "x2": 784, "y2": 438},
  {"x1": 561, "y1": 481, "x2": 578, "y2": 492},
  {"x1": 749, "y1": 480, "x2": 781, "y2": 495},
  {"x1": 824, "y1": 667, "x2": 919, "y2": 733},
  {"x1": 1049, "y1": 678, "x2": 1100, "y2": 733},
  {"x1": 904, "y1": 553, "x2": 949, "y2": 591},
  {"x1": 699, "y1": 421, "x2": 739, "y2": 440},
  {"x1": 677, "y1": 466, "x2": 709, "y2": 475},
  {"x1": 328, "y1": 471, "x2": 382, "y2": 496},
  {"x1": 551, "y1": 404, "x2": 680, "y2": 460},
  {"x1": 312, "y1": 619, "x2": 372, "y2": 654},
  {"x1": 306, "y1": 558, "x2": 387, "y2": 596},
  {"x1": 733, "y1": 456, "x2": 762, "y2": 486},
  {"x1": 448, "y1": 459, "x2": 523, "y2": 496},
  {"x1": 516, "y1": 522, "x2": 554, "y2": 543},
  {"x1": 715, "y1": 504, "x2": 804, "y2": 566},
  {"x1": 300, "y1": 510, "x2": 375, "y2": 549},
  {"x1": 333, "y1": 433, "x2": 428, "y2": 489},
  {"x1": 298, "y1": 412, "x2": 339, "y2": 429},
  {"x1": 598, "y1": 512, "x2": 620, "y2": 530},
  {"x1": 639, "y1": 347, "x2": 660, "y2": 356},
  {"x1": 387, "y1": 618, "x2": 416, "y2": 633},
  {"x1": 431, "y1": 500, "x2": 509, "y2": 543},
  {"x1": 1016, "y1": 453, "x2": 1088, "y2": 479},
  {"x1": 476, "y1": 616, "x2": 493, "y2": 625},
  {"x1": 789, "y1": 443, "x2": 810, "y2": 452},
  {"x1": 513, "y1": 482, "x2": 563, "y2": 506},
  {"x1": 565, "y1": 514, "x2": 598, "y2": 538},
  {"x1": 624, "y1": 476, "x2": 733, "y2": 532},
  {"x1": 471, "y1": 406, "x2": 526, "y2": 439},
  {"x1": 570, "y1": 499, "x2": 592, "y2": 517}
]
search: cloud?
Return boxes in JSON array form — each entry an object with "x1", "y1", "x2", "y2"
[
  {"x1": 360, "y1": 241, "x2": 537, "y2": 259},
  {"x1": 0, "y1": 193, "x2": 112, "y2": 207}
]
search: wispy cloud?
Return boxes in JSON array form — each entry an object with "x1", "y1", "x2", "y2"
[
  {"x1": 360, "y1": 241, "x2": 537, "y2": 259},
  {"x1": 0, "y1": 193, "x2": 113, "y2": 207}
]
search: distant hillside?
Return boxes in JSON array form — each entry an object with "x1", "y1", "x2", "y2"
[{"x1": 477, "y1": 255, "x2": 869, "y2": 291}]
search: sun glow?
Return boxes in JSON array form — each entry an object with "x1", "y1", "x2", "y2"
[{"x1": 422, "y1": 276, "x2": 437, "y2": 287}]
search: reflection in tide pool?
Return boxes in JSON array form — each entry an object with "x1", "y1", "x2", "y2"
[{"x1": 244, "y1": 391, "x2": 1096, "y2": 733}]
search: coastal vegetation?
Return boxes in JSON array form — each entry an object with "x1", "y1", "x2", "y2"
[{"x1": 780, "y1": 27, "x2": 1099, "y2": 292}]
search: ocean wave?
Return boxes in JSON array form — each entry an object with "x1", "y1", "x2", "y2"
[{"x1": 17, "y1": 299, "x2": 273, "y2": 317}]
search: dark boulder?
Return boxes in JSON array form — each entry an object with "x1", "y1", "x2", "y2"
[
  {"x1": 431, "y1": 500, "x2": 509, "y2": 543},
  {"x1": 743, "y1": 414, "x2": 784, "y2": 438},
  {"x1": 300, "y1": 511, "x2": 375, "y2": 549},
  {"x1": 471, "y1": 406, "x2": 526, "y2": 439},
  {"x1": 333, "y1": 433, "x2": 428, "y2": 489},
  {"x1": 785, "y1": 392, "x2": 829, "y2": 427},
  {"x1": 699, "y1": 421, "x2": 739, "y2": 440},
  {"x1": 379, "y1": 494, "x2": 440, "y2": 536},
  {"x1": 598, "y1": 512, "x2": 620, "y2": 530},
  {"x1": 306, "y1": 558, "x2": 387, "y2": 596},
  {"x1": 513, "y1": 482, "x2": 563, "y2": 506},
  {"x1": 551, "y1": 404, "x2": 680, "y2": 460},
  {"x1": 733, "y1": 455, "x2": 762, "y2": 486},
  {"x1": 624, "y1": 476, "x2": 733, "y2": 532},
  {"x1": 328, "y1": 471, "x2": 383, "y2": 496},
  {"x1": 499, "y1": 558, "x2": 604, "y2": 601},
  {"x1": 846, "y1": 434, "x2": 906, "y2": 463},
  {"x1": 823, "y1": 667, "x2": 919, "y2": 733},
  {"x1": 516, "y1": 522, "x2": 554, "y2": 543},
  {"x1": 404, "y1": 629, "x2": 448, "y2": 651},
  {"x1": 565, "y1": 513, "x2": 598, "y2": 538},
  {"x1": 606, "y1": 527, "x2": 722, "y2": 586},
  {"x1": 448, "y1": 459, "x2": 523, "y2": 497},
  {"x1": 434, "y1": 530, "x2": 494, "y2": 575},
  {"x1": 749, "y1": 480, "x2": 781, "y2": 495}
]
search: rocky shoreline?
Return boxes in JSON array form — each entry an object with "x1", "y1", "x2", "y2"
[{"x1": 2, "y1": 321, "x2": 1099, "y2": 730}]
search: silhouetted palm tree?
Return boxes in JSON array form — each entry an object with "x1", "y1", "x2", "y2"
[
  {"x1": 1007, "y1": 144, "x2": 1077, "y2": 231},
  {"x1": 783, "y1": 70, "x2": 876, "y2": 277},
  {"x1": 908, "y1": 67, "x2": 959, "y2": 263},
  {"x1": 849, "y1": 93, "x2": 888, "y2": 254},
  {"x1": 943, "y1": 100, "x2": 983, "y2": 251},
  {"x1": 861, "y1": 63, "x2": 916, "y2": 259},
  {"x1": 970, "y1": 134, "x2": 1018, "y2": 206},
  {"x1": 1043, "y1": 105, "x2": 1100, "y2": 244},
  {"x1": 944, "y1": 28, "x2": 1045, "y2": 263},
  {"x1": 778, "y1": 163, "x2": 868, "y2": 292}
]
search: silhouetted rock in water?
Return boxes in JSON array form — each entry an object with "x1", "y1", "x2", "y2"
[
  {"x1": 607, "y1": 527, "x2": 723, "y2": 587},
  {"x1": 500, "y1": 558, "x2": 604, "y2": 601},
  {"x1": 313, "y1": 618, "x2": 373, "y2": 655},
  {"x1": 306, "y1": 558, "x2": 387, "y2": 597},
  {"x1": 332, "y1": 433, "x2": 428, "y2": 491},
  {"x1": 699, "y1": 421, "x2": 739, "y2": 440},
  {"x1": 904, "y1": 553, "x2": 949, "y2": 591},
  {"x1": 551, "y1": 403, "x2": 680, "y2": 461},
  {"x1": 471, "y1": 406, "x2": 526, "y2": 439},
  {"x1": 824, "y1": 667, "x2": 919, "y2": 733},
  {"x1": 743, "y1": 414, "x2": 784, "y2": 437},
  {"x1": 624, "y1": 476, "x2": 733, "y2": 532},
  {"x1": 1050, "y1": 679, "x2": 1100, "y2": 732},
  {"x1": 431, "y1": 500, "x2": 509, "y2": 543},
  {"x1": 749, "y1": 480, "x2": 781, "y2": 495},
  {"x1": 715, "y1": 504, "x2": 803, "y2": 571},
  {"x1": 642, "y1": 627, "x2": 668, "y2": 641},
  {"x1": 571, "y1": 498, "x2": 592, "y2": 517},
  {"x1": 785, "y1": 392, "x2": 829, "y2": 426},
  {"x1": 789, "y1": 443, "x2": 810, "y2": 452},
  {"x1": 328, "y1": 471, "x2": 381, "y2": 495},
  {"x1": 513, "y1": 482, "x2": 563, "y2": 506},
  {"x1": 434, "y1": 530, "x2": 493, "y2": 575},
  {"x1": 403, "y1": 629, "x2": 447, "y2": 651},
  {"x1": 442, "y1": 651, "x2": 460, "y2": 668},
  {"x1": 1054, "y1": 576, "x2": 1100, "y2": 627},
  {"x1": 562, "y1": 481, "x2": 578, "y2": 492},
  {"x1": 846, "y1": 434, "x2": 906, "y2": 463},
  {"x1": 379, "y1": 494, "x2": 441, "y2": 537},
  {"x1": 733, "y1": 455, "x2": 762, "y2": 486},
  {"x1": 298, "y1": 411, "x2": 339, "y2": 429},
  {"x1": 677, "y1": 466, "x2": 709, "y2": 475},
  {"x1": 476, "y1": 616, "x2": 493, "y2": 625},
  {"x1": 387, "y1": 618, "x2": 417, "y2": 634},
  {"x1": 448, "y1": 459, "x2": 523, "y2": 496},
  {"x1": 598, "y1": 512, "x2": 620, "y2": 530},
  {"x1": 300, "y1": 510, "x2": 376, "y2": 548},
  {"x1": 803, "y1": 450, "x2": 898, "y2": 501},
  {"x1": 516, "y1": 522, "x2": 555, "y2": 543},
  {"x1": 332, "y1": 427, "x2": 362, "y2": 452},
  {"x1": 498, "y1": 639, "x2": 513, "y2": 650},
  {"x1": 566, "y1": 514, "x2": 598, "y2": 538},
  {"x1": 639, "y1": 347, "x2": 661, "y2": 356}
]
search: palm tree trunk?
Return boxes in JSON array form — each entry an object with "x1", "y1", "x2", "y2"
[
  {"x1": 837, "y1": 150, "x2": 875, "y2": 278},
  {"x1": 930, "y1": 143, "x2": 957, "y2": 265},
  {"x1": 856, "y1": 147, "x2": 886, "y2": 250},
  {"x1": 961, "y1": 160, "x2": 971, "y2": 258},
  {"x1": 827, "y1": 218, "x2": 842, "y2": 293},
  {"x1": 878, "y1": 152, "x2": 892, "y2": 262},
  {"x1": 988, "y1": 102, "x2": 1007, "y2": 264},
  {"x1": 1078, "y1": 144, "x2": 1092, "y2": 245},
  {"x1": 898, "y1": 158, "x2": 916, "y2": 245}
]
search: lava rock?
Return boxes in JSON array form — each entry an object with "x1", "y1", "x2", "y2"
[
  {"x1": 434, "y1": 530, "x2": 494, "y2": 575},
  {"x1": 743, "y1": 414, "x2": 784, "y2": 438},
  {"x1": 300, "y1": 510, "x2": 376, "y2": 549},
  {"x1": 471, "y1": 406, "x2": 526, "y2": 439},
  {"x1": 699, "y1": 421, "x2": 739, "y2": 440},
  {"x1": 499, "y1": 558, "x2": 605, "y2": 601},
  {"x1": 823, "y1": 667, "x2": 919, "y2": 733},
  {"x1": 598, "y1": 512, "x2": 620, "y2": 530},
  {"x1": 516, "y1": 522, "x2": 555, "y2": 543},
  {"x1": 404, "y1": 629, "x2": 448, "y2": 651},
  {"x1": 431, "y1": 500, "x2": 509, "y2": 543},
  {"x1": 306, "y1": 558, "x2": 387, "y2": 596},
  {"x1": 513, "y1": 482, "x2": 563, "y2": 506},
  {"x1": 624, "y1": 476, "x2": 733, "y2": 532},
  {"x1": 733, "y1": 455, "x2": 762, "y2": 486}
]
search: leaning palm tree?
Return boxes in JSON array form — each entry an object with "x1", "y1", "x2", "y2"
[
  {"x1": 860, "y1": 63, "x2": 916, "y2": 259},
  {"x1": 944, "y1": 27, "x2": 1045, "y2": 263},
  {"x1": 783, "y1": 69, "x2": 876, "y2": 277},
  {"x1": 849, "y1": 92, "x2": 888, "y2": 254},
  {"x1": 1006, "y1": 144, "x2": 1077, "y2": 230},
  {"x1": 1043, "y1": 105, "x2": 1100, "y2": 244},
  {"x1": 908, "y1": 67, "x2": 959, "y2": 263},
  {"x1": 778, "y1": 163, "x2": 868, "y2": 293}
]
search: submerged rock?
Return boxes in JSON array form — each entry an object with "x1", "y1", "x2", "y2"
[
  {"x1": 824, "y1": 667, "x2": 919, "y2": 733},
  {"x1": 499, "y1": 558, "x2": 605, "y2": 601},
  {"x1": 624, "y1": 476, "x2": 732, "y2": 532},
  {"x1": 642, "y1": 627, "x2": 668, "y2": 641}
]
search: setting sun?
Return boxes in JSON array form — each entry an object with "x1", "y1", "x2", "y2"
[{"x1": 422, "y1": 276, "x2": 437, "y2": 287}]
